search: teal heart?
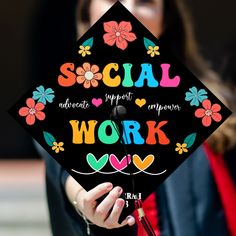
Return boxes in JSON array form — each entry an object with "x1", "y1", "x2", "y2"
[{"x1": 86, "y1": 153, "x2": 109, "y2": 171}]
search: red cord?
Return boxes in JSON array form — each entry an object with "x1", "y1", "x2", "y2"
[
  {"x1": 203, "y1": 143, "x2": 236, "y2": 236},
  {"x1": 135, "y1": 199, "x2": 156, "y2": 236}
]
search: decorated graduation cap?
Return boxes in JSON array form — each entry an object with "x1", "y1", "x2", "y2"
[{"x1": 9, "y1": 1, "x2": 231, "y2": 234}]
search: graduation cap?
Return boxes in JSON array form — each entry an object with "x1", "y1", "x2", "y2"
[{"x1": 9, "y1": 1, "x2": 231, "y2": 234}]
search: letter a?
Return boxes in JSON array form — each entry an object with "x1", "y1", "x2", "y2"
[{"x1": 135, "y1": 63, "x2": 159, "y2": 87}]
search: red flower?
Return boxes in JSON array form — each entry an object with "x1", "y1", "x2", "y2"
[
  {"x1": 103, "y1": 21, "x2": 137, "y2": 50},
  {"x1": 19, "y1": 98, "x2": 45, "y2": 125},
  {"x1": 195, "y1": 99, "x2": 222, "y2": 127}
]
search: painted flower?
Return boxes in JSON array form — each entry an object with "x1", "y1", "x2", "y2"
[
  {"x1": 185, "y1": 87, "x2": 208, "y2": 106},
  {"x1": 175, "y1": 143, "x2": 188, "y2": 154},
  {"x1": 195, "y1": 99, "x2": 222, "y2": 127},
  {"x1": 32, "y1": 86, "x2": 55, "y2": 105},
  {"x1": 103, "y1": 21, "x2": 137, "y2": 50},
  {"x1": 147, "y1": 45, "x2": 160, "y2": 57},
  {"x1": 52, "y1": 142, "x2": 64, "y2": 153},
  {"x1": 76, "y1": 62, "x2": 102, "y2": 89},
  {"x1": 78, "y1": 45, "x2": 91, "y2": 57},
  {"x1": 19, "y1": 98, "x2": 45, "y2": 125}
]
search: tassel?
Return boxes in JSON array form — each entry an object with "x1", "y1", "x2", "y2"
[{"x1": 135, "y1": 199, "x2": 156, "y2": 236}]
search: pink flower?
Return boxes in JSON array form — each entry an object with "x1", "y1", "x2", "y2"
[
  {"x1": 19, "y1": 98, "x2": 45, "y2": 125},
  {"x1": 103, "y1": 21, "x2": 137, "y2": 50},
  {"x1": 195, "y1": 99, "x2": 222, "y2": 127}
]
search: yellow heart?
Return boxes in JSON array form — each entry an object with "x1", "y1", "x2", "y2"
[
  {"x1": 135, "y1": 98, "x2": 146, "y2": 108},
  {"x1": 133, "y1": 154, "x2": 154, "y2": 171}
]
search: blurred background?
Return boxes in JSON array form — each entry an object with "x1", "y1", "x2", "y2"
[{"x1": 0, "y1": 0, "x2": 235, "y2": 235}]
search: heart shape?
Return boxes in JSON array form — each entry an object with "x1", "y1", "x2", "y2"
[
  {"x1": 92, "y1": 98, "x2": 103, "y2": 108},
  {"x1": 133, "y1": 154, "x2": 154, "y2": 171},
  {"x1": 110, "y1": 154, "x2": 131, "y2": 171},
  {"x1": 135, "y1": 98, "x2": 146, "y2": 108},
  {"x1": 86, "y1": 153, "x2": 109, "y2": 171}
]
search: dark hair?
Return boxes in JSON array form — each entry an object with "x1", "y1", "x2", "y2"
[
  {"x1": 77, "y1": 0, "x2": 236, "y2": 154},
  {"x1": 77, "y1": 0, "x2": 208, "y2": 76}
]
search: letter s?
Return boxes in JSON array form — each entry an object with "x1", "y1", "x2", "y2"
[{"x1": 58, "y1": 63, "x2": 76, "y2": 87}]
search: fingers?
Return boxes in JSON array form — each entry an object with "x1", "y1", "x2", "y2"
[
  {"x1": 85, "y1": 182, "x2": 113, "y2": 203},
  {"x1": 95, "y1": 186, "x2": 123, "y2": 219},
  {"x1": 104, "y1": 198, "x2": 125, "y2": 228},
  {"x1": 81, "y1": 182, "x2": 113, "y2": 219},
  {"x1": 103, "y1": 198, "x2": 136, "y2": 229},
  {"x1": 75, "y1": 182, "x2": 135, "y2": 230},
  {"x1": 126, "y1": 215, "x2": 136, "y2": 226}
]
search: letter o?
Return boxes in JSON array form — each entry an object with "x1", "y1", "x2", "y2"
[{"x1": 98, "y1": 120, "x2": 119, "y2": 144}]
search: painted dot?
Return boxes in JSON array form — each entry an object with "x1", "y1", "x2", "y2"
[
  {"x1": 29, "y1": 108, "x2": 36, "y2": 115},
  {"x1": 116, "y1": 32, "x2": 121, "y2": 37},
  {"x1": 85, "y1": 71, "x2": 94, "y2": 80},
  {"x1": 205, "y1": 110, "x2": 212, "y2": 116}
]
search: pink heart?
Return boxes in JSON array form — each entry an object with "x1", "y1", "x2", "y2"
[
  {"x1": 109, "y1": 154, "x2": 131, "y2": 171},
  {"x1": 92, "y1": 98, "x2": 103, "y2": 108}
]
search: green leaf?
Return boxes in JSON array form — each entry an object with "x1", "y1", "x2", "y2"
[
  {"x1": 184, "y1": 133, "x2": 197, "y2": 148},
  {"x1": 82, "y1": 37, "x2": 94, "y2": 47},
  {"x1": 43, "y1": 131, "x2": 56, "y2": 147},
  {"x1": 144, "y1": 37, "x2": 156, "y2": 50}
]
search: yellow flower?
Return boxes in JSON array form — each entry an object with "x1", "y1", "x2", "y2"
[
  {"x1": 175, "y1": 143, "x2": 188, "y2": 154},
  {"x1": 52, "y1": 142, "x2": 64, "y2": 153},
  {"x1": 78, "y1": 45, "x2": 91, "y2": 57},
  {"x1": 147, "y1": 45, "x2": 160, "y2": 57}
]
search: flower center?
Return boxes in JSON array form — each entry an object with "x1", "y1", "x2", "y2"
[
  {"x1": 29, "y1": 108, "x2": 36, "y2": 115},
  {"x1": 84, "y1": 71, "x2": 94, "y2": 80},
  {"x1": 205, "y1": 109, "x2": 212, "y2": 116},
  {"x1": 116, "y1": 31, "x2": 121, "y2": 37}
]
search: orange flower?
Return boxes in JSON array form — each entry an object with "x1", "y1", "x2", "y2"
[
  {"x1": 195, "y1": 99, "x2": 222, "y2": 127},
  {"x1": 19, "y1": 98, "x2": 45, "y2": 125},
  {"x1": 103, "y1": 21, "x2": 137, "y2": 50},
  {"x1": 76, "y1": 62, "x2": 103, "y2": 89}
]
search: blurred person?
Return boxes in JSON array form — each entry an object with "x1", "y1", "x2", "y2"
[
  {"x1": 220, "y1": 42, "x2": 236, "y2": 90},
  {"x1": 34, "y1": 0, "x2": 236, "y2": 236}
]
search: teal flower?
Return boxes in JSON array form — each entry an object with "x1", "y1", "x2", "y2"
[
  {"x1": 32, "y1": 86, "x2": 55, "y2": 105},
  {"x1": 185, "y1": 87, "x2": 208, "y2": 106}
]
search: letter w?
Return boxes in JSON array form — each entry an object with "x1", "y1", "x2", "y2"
[{"x1": 69, "y1": 120, "x2": 97, "y2": 144}]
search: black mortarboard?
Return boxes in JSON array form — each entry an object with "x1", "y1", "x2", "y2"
[{"x1": 9, "y1": 1, "x2": 231, "y2": 226}]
